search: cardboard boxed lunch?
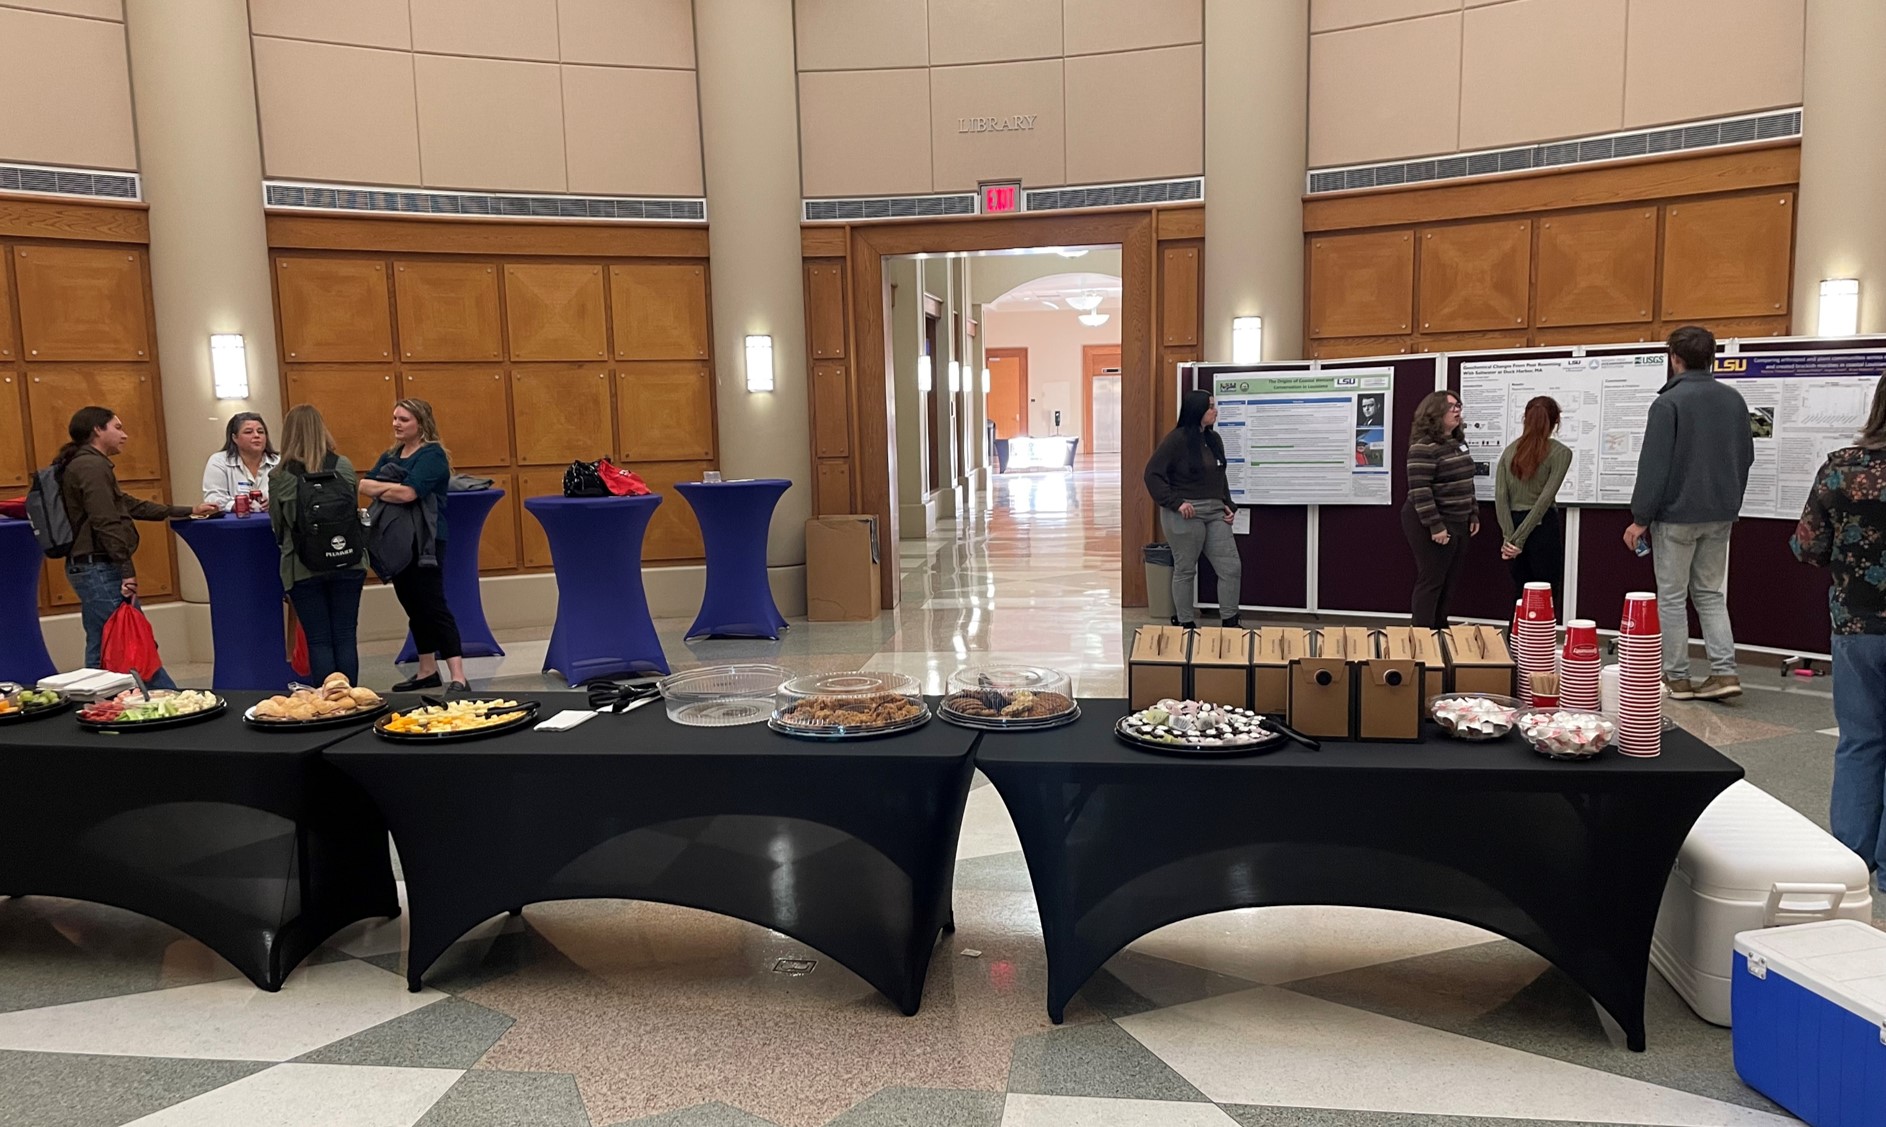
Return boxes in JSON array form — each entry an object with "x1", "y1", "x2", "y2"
[
  {"x1": 805, "y1": 515, "x2": 880, "y2": 622},
  {"x1": 1289, "y1": 628, "x2": 1353, "y2": 740},
  {"x1": 1353, "y1": 627, "x2": 1435, "y2": 742},
  {"x1": 1188, "y1": 627, "x2": 1253, "y2": 710},
  {"x1": 1129, "y1": 625, "x2": 1191, "y2": 709},
  {"x1": 1251, "y1": 627, "x2": 1308, "y2": 715},
  {"x1": 1443, "y1": 625, "x2": 1516, "y2": 696}
]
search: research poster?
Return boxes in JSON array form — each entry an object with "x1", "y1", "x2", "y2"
[
  {"x1": 1715, "y1": 351, "x2": 1886, "y2": 520},
  {"x1": 1211, "y1": 368, "x2": 1395, "y2": 505},
  {"x1": 1458, "y1": 353, "x2": 1669, "y2": 506}
]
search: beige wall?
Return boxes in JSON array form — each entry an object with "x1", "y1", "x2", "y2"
[
  {"x1": 1308, "y1": 0, "x2": 1805, "y2": 167},
  {"x1": 983, "y1": 307, "x2": 1122, "y2": 440},
  {"x1": 796, "y1": 0, "x2": 1203, "y2": 196},
  {"x1": 0, "y1": 3, "x2": 137, "y2": 170},
  {"x1": 248, "y1": 0, "x2": 704, "y2": 194}
]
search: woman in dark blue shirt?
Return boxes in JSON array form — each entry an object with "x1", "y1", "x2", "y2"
[{"x1": 361, "y1": 398, "x2": 466, "y2": 692}]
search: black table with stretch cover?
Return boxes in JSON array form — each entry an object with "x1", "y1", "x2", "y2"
[
  {"x1": 0, "y1": 691, "x2": 398, "y2": 990},
  {"x1": 323, "y1": 694, "x2": 978, "y2": 1014},
  {"x1": 975, "y1": 701, "x2": 1743, "y2": 1050}
]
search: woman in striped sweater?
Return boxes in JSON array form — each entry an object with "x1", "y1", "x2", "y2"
[{"x1": 1401, "y1": 390, "x2": 1480, "y2": 628}]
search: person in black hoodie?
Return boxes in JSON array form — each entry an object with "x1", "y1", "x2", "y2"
[{"x1": 1145, "y1": 389, "x2": 1241, "y2": 627}]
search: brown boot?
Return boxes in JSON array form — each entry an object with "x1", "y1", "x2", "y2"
[
  {"x1": 1664, "y1": 677, "x2": 1696, "y2": 700},
  {"x1": 1693, "y1": 675, "x2": 1742, "y2": 701}
]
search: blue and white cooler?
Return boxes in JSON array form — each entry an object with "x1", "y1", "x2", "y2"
[{"x1": 1732, "y1": 919, "x2": 1886, "y2": 1127}]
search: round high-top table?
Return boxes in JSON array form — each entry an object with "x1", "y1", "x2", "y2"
[
  {"x1": 524, "y1": 494, "x2": 668, "y2": 683},
  {"x1": 396, "y1": 489, "x2": 505, "y2": 664},
  {"x1": 172, "y1": 513, "x2": 297, "y2": 691},
  {"x1": 0, "y1": 518, "x2": 55, "y2": 685},
  {"x1": 674, "y1": 478, "x2": 791, "y2": 640}
]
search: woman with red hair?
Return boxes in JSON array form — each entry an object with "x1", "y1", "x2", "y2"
[{"x1": 1494, "y1": 396, "x2": 1572, "y2": 609}]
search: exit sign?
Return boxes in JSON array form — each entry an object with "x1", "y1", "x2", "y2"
[{"x1": 979, "y1": 180, "x2": 1022, "y2": 215}]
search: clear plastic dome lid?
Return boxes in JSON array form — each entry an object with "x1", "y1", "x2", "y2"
[
  {"x1": 777, "y1": 671, "x2": 920, "y2": 701},
  {"x1": 941, "y1": 665, "x2": 1076, "y2": 720},
  {"x1": 773, "y1": 670, "x2": 927, "y2": 733}
]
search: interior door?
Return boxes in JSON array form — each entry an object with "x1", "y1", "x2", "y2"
[
  {"x1": 1090, "y1": 374, "x2": 1122, "y2": 455},
  {"x1": 985, "y1": 347, "x2": 1027, "y2": 439}
]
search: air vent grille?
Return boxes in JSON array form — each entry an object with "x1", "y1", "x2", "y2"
[
  {"x1": 1307, "y1": 109, "x2": 1801, "y2": 195},
  {"x1": 1025, "y1": 177, "x2": 1202, "y2": 212},
  {"x1": 0, "y1": 162, "x2": 139, "y2": 201},
  {"x1": 802, "y1": 194, "x2": 977, "y2": 222},
  {"x1": 264, "y1": 181, "x2": 705, "y2": 222}
]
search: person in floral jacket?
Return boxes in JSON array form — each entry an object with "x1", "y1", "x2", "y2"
[{"x1": 1793, "y1": 373, "x2": 1886, "y2": 893}]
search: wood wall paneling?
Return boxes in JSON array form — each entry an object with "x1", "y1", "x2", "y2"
[
  {"x1": 814, "y1": 459, "x2": 852, "y2": 516},
  {"x1": 618, "y1": 362, "x2": 715, "y2": 463},
  {"x1": 267, "y1": 215, "x2": 708, "y2": 260},
  {"x1": 399, "y1": 367, "x2": 512, "y2": 466},
  {"x1": 393, "y1": 261, "x2": 503, "y2": 361},
  {"x1": 806, "y1": 262, "x2": 846, "y2": 360},
  {"x1": 1535, "y1": 208, "x2": 1656, "y2": 327},
  {"x1": 1686, "y1": 315, "x2": 1791, "y2": 340},
  {"x1": 503, "y1": 263, "x2": 608, "y2": 361},
  {"x1": 1160, "y1": 245, "x2": 1200, "y2": 346},
  {"x1": 512, "y1": 366, "x2": 614, "y2": 465},
  {"x1": 284, "y1": 366, "x2": 398, "y2": 472},
  {"x1": 633, "y1": 460, "x2": 709, "y2": 561},
  {"x1": 516, "y1": 466, "x2": 565, "y2": 568},
  {"x1": 1532, "y1": 324, "x2": 1659, "y2": 347},
  {"x1": 276, "y1": 257, "x2": 393, "y2": 362},
  {"x1": 26, "y1": 366, "x2": 164, "y2": 481},
  {"x1": 811, "y1": 363, "x2": 851, "y2": 459},
  {"x1": 0, "y1": 199, "x2": 148, "y2": 244},
  {"x1": 1309, "y1": 231, "x2": 1414, "y2": 338},
  {"x1": 609, "y1": 263, "x2": 710, "y2": 361},
  {"x1": 12, "y1": 246, "x2": 149, "y2": 361},
  {"x1": 1310, "y1": 336, "x2": 1412, "y2": 359},
  {"x1": 1662, "y1": 192, "x2": 1795, "y2": 322},
  {"x1": 1160, "y1": 348, "x2": 1197, "y2": 436},
  {"x1": 0, "y1": 261, "x2": 13, "y2": 361},
  {"x1": 1414, "y1": 330, "x2": 1533, "y2": 352},
  {"x1": 476, "y1": 470, "x2": 520, "y2": 571},
  {"x1": 1418, "y1": 221, "x2": 1530, "y2": 333},
  {"x1": 0, "y1": 373, "x2": 27, "y2": 486}
]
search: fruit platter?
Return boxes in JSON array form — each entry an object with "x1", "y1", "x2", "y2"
[
  {"x1": 77, "y1": 688, "x2": 226, "y2": 732},
  {"x1": 0, "y1": 685, "x2": 70, "y2": 724},
  {"x1": 246, "y1": 674, "x2": 386, "y2": 729},
  {"x1": 939, "y1": 665, "x2": 1079, "y2": 731},
  {"x1": 1115, "y1": 699, "x2": 1289, "y2": 757},
  {"x1": 1427, "y1": 693, "x2": 1521, "y2": 741},
  {"x1": 373, "y1": 697, "x2": 539, "y2": 742}
]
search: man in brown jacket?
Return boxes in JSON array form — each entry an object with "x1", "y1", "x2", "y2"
[{"x1": 57, "y1": 406, "x2": 215, "y2": 683}]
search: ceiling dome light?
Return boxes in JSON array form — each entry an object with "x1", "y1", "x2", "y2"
[
  {"x1": 1065, "y1": 292, "x2": 1103, "y2": 313},
  {"x1": 1054, "y1": 248, "x2": 1089, "y2": 258},
  {"x1": 1078, "y1": 312, "x2": 1110, "y2": 328}
]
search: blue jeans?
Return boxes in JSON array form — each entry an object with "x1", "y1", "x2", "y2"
[
  {"x1": 288, "y1": 570, "x2": 366, "y2": 684},
  {"x1": 1831, "y1": 633, "x2": 1886, "y2": 889},
  {"x1": 65, "y1": 561, "x2": 176, "y2": 689}
]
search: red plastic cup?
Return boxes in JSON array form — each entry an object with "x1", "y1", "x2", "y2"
[
  {"x1": 1520, "y1": 581, "x2": 1556, "y2": 623},
  {"x1": 1619, "y1": 592, "x2": 1660, "y2": 636}
]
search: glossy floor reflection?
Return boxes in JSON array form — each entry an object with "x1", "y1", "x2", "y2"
[{"x1": 4, "y1": 458, "x2": 1866, "y2": 1125}]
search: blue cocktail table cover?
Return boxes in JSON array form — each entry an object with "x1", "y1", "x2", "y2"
[
  {"x1": 675, "y1": 478, "x2": 791, "y2": 640},
  {"x1": 0, "y1": 518, "x2": 56, "y2": 685},
  {"x1": 524, "y1": 494, "x2": 668, "y2": 682},
  {"x1": 172, "y1": 513, "x2": 298, "y2": 691},
  {"x1": 396, "y1": 488, "x2": 506, "y2": 664}
]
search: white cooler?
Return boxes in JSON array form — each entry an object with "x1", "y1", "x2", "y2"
[{"x1": 1651, "y1": 780, "x2": 1873, "y2": 1025}]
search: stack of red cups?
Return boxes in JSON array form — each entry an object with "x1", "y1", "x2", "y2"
[
  {"x1": 1616, "y1": 592, "x2": 1664, "y2": 756},
  {"x1": 1560, "y1": 619, "x2": 1602, "y2": 711},
  {"x1": 1514, "y1": 582, "x2": 1559, "y2": 702}
]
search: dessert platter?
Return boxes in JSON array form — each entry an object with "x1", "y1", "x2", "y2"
[
  {"x1": 1115, "y1": 699, "x2": 1290, "y2": 757},
  {"x1": 77, "y1": 688, "x2": 226, "y2": 732},
  {"x1": 769, "y1": 672, "x2": 931, "y2": 740},
  {"x1": 0, "y1": 684, "x2": 70, "y2": 724},
  {"x1": 246, "y1": 674, "x2": 387, "y2": 729},
  {"x1": 1427, "y1": 693, "x2": 1521, "y2": 741},
  {"x1": 1515, "y1": 708, "x2": 1616, "y2": 760},
  {"x1": 373, "y1": 697, "x2": 539, "y2": 742},
  {"x1": 939, "y1": 665, "x2": 1079, "y2": 731}
]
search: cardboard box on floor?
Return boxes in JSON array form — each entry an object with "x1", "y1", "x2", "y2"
[
  {"x1": 1252, "y1": 627, "x2": 1308, "y2": 715},
  {"x1": 805, "y1": 515, "x2": 880, "y2": 622},
  {"x1": 1130, "y1": 625, "x2": 1190, "y2": 709},
  {"x1": 1353, "y1": 627, "x2": 1436, "y2": 742},
  {"x1": 1189, "y1": 627, "x2": 1253, "y2": 709},
  {"x1": 1443, "y1": 625, "x2": 1516, "y2": 696},
  {"x1": 1289, "y1": 628, "x2": 1354, "y2": 739}
]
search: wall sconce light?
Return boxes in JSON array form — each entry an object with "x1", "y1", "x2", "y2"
[
  {"x1": 917, "y1": 355, "x2": 933, "y2": 393},
  {"x1": 744, "y1": 334, "x2": 774, "y2": 392},
  {"x1": 1231, "y1": 317, "x2": 1263, "y2": 365},
  {"x1": 210, "y1": 333, "x2": 248, "y2": 400},
  {"x1": 1819, "y1": 279, "x2": 1860, "y2": 336},
  {"x1": 981, "y1": 367, "x2": 991, "y2": 395},
  {"x1": 948, "y1": 360, "x2": 961, "y2": 394}
]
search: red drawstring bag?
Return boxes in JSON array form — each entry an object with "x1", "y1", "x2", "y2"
[
  {"x1": 290, "y1": 622, "x2": 311, "y2": 678},
  {"x1": 598, "y1": 458, "x2": 652, "y2": 497},
  {"x1": 101, "y1": 599, "x2": 163, "y2": 680},
  {"x1": 0, "y1": 498, "x2": 26, "y2": 520}
]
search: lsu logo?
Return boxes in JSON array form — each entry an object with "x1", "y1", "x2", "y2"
[
  {"x1": 1714, "y1": 357, "x2": 1748, "y2": 373},
  {"x1": 1333, "y1": 377, "x2": 1359, "y2": 387}
]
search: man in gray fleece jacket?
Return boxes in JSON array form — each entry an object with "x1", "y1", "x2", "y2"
[{"x1": 1623, "y1": 326, "x2": 1756, "y2": 701}]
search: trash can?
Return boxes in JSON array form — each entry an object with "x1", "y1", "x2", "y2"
[{"x1": 1143, "y1": 542, "x2": 1175, "y2": 622}]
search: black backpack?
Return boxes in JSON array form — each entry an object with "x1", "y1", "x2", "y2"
[
  {"x1": 25, "y1": 463, "x2": 74, "y2": 559},
  {"x1": 289, "y1": 454, "x2": 365, "y2": 572}
]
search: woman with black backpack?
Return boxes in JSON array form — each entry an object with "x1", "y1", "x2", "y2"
[{"x1": 270, "y1": 405, "x2": 367, "y2": 683}]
